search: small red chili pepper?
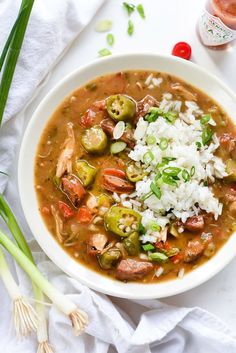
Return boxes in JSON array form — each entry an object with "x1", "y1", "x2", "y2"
[{"x1": 172, "y1": 42, "x2": 192, "y2": 60}]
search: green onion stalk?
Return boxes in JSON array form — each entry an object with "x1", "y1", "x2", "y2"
[
  {"x1": 0, "y1": 228, "x2": 88, "y2": 335},
  {"x1": 0, "y1": 246, "x2": 38, "y2": 336},
  {"x1": 0, "y1": 0, "x2": 34, "y2": 126},
  {"x1": 0, "y1": 195, "x2": 53, "y2": 352}
]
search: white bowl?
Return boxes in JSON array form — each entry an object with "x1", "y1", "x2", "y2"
[{"x1": 18, "y1": 53, "x2": 236, "y2": 299}]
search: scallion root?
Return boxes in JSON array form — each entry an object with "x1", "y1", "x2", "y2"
[
  {"x1": 13, "y1": 296, "x2": 38, "y2": 337},
  {"x1": 69, "y1": 309, "x2": 89, "y2": 336},
  {"x1": 37, "y1": 341, "x2": 54, "y2": 353}
]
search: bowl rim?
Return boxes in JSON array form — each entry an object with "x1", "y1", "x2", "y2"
[{"x1": 18, "y1": 52, "x2": 236, "y2": 299}]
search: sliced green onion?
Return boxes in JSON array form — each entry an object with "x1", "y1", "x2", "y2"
[
  {"x1": 146, "y1": 135, "x2": 156, "y2": 145},
  {"x1": 204, "y1": 180, "x2": 208, "y2": 186},
  {"x1": 165, "y1": 247, "x2": 180, "y2": 257},
  {"x1": 141, "y1": 191, "x2": 153, "y2": 201},
  {"x1": 200, "y1": 114, "x2": 211, "y2": 125},
  {"x1": 162, "y1": 157, "x2": 176, "y2": 163},
  {"x1": 148, "y1": 252, "x2": 168, "y2": 262},
  {"x1": 98, "y1": 48, "x2": 112, "y2": 57},
  {"x1": 163, "y1": 167, "x2": 181, "y2": 176},
  {"x1": 150, "y1": 182, "x2": 162, "y2": 199},
  {"x1": 0, "y1": 228, "x2": 88, "y2": 335},
  {"x1": 202, "y1": 126, "x2": 213, "y2": 145},
  {"x1": 159, "y1": 138, "x2": 168, "y2": 150},
  {"x1": 190, "y1": 166, "x2": 195, "y2": 177},
  {"x1": 127, "y1": 19, "x2": 134, "y2": 36},
  {"x1": 139, "y1": 223, "x2": 145, "y2": 234},
  {"x1": 110, "y1": 141, "x2": 127, "y2": 154},
  {"x1": 95, "y1": 19, "x2": 113, "y2": 32},
  {"x1": 106, "y1": 33, "x2": 115, "y2": 46},
  {"x1": 162, "y1": 174, "x2": 178, "y2": 186},
  {"x1": 0, "y1": 0, "x2": 35, "y2": 126},
  {"x1": 164, "y1": 111, "x2": 177, "y2": 124},
  {"x1": 142, "y1": 244, "x2": 155, "y2": 251},
  {"x1": 149, "y1": 221, "x2": 161, "y2": 232},
  {"x1": 123, "y1": 2, "x2": 135, "y2": 16},
  {"x1": 143, "y1": 150, "x2": 154, "y2": 164},
  {"x1": 195, "y1": 141, "x2": 201, "y2": 150},
  {"x1": 145, "y1": 107, "x2": 177, "y2": 124},
  {"x1": 182, "y1": 169, "x2": 190, "y2": 182},
  {"x1": 137, "y1": 4, "x2": 145, "y2": 19}
]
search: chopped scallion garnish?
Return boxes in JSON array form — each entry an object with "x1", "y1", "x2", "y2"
[
  {"x1": 196, "y1": 141, "x2": 202, "y2": 150},
  {"x1": 150, "y1": 182, "x2": 162, "y2": 199},
  {"x1": 106, "y1": 33, "x2": 115, "y2": 46},
  {"x1": 95, "y1": 19, "x2": 113, "y2": 32},
  {"x1": 200, "y1": 114, "x2": 211, "y2": 125},
  {"x1": 190, "y1": 166, "x2": 195, "y2": 177},
  {"x1": 146, "y1": 135, "x2": 156, "y2": 145},
  {"x1": 98, "y1": 48, "x2": 112, "y2": 57},
  {"x1": 159, "y1": 138, "x2": 168, "y2": 150},
  {"x1": 202, "y1": 126, "x2": 213, "y2": 145},
  {"x1": 143, "y1": 150, "x2": 154, "y2": 164},
  {"x1": 148, "y1": 252, "x2": 168, "y2": 263},
  {"x1": 182, "y1": 169, "x2": 190, "y2": 182},
  {"x1": 142, "y1": 243, "x2": 155, "y2": 251},
  {"x1": 163, "y1": 167, "x2": 181, "y2": 176},
  {"x1": 123, "y1": 2, "x2": 135, "y2": 16},
  {"x1": 145, "y1": 107, "x2": 177, "y2": 124},
  {"x1": 149, "y1": 221, "x2": 161, "y2": 231},
  {"x1": 162, "y1": 174, "x2": 178, "y2": 186},
  {"x1": 127, "y1": 19, "x2": 134, "y2": 36},
  {"x1": 139, "y1": 223, "x2": 146, "y2": 234},
  {"x1": 137, "y1": 4, "x2": 145, "y2": 19}
]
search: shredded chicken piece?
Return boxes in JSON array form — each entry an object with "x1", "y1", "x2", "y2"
[
  {"x1": 56, "y1": 122, "x2": 75, "y2": 178},
  {"x1": 51, "y1": 205, "x2": 65, "y2": 243},
  {"x1": 171, "y1": 83, "x2": 197, "y2": 101}
]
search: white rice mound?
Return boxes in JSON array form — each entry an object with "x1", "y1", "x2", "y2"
[{"x1": 118, "y1": 94, "x2": 227, "y2": 243}]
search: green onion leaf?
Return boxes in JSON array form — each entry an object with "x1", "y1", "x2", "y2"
[
  {"x1": 139, "y1": 223, "x2": 146, "y2": 234},
  {"x1": 145, "y1": 107, "x2": 177, "y2": 124},
  {"x1": 123, "y1": 2, "x2": 135, "y2": 16},
  {"x1": 141, "y1": 191, "x2": 153, "y2": 201},
  {"x1": 95, "y1": 19, "x2": 113, "y2": 32},
  {"x1": 149, "y1": 221, "x2": 161, "y2": 232},
  {"x1": 190, "y1": 166, "x2": 195, "y2": 177},
  {"x1": 146, "y1": 135, "x2": 156, "y2": 145},
  {"x1": 150, "y1": 182, "x2": 162, "y2": 199},
  {"x1": 202, "y1": 126, "x2": 213, "y2": 145},
  {"x1": 148, "y1": 252, "x2": 168, "y2": 263},
  {"x1": 163, "y1": 167, "x2": 181, "y2": 176},
  {"x1": 143, "y1": 150, "x2": 154, "y2": 164},
  {"x1": 98, "y1": 48, "x2": 112, "y2": 57},
  {"x1": 142, "y1": 243, "x2": 155, "y2": 251},
  {"x1": 182, "y1": 169, "x2": 190, "y2": 182},
  {"x1": 137, "y1": 4, "x2": 145, "y2": 19},
  {"x1": 106, "y1": 33, "x2": 115, "y2": 46},
  {"x1": 127, "y1": 19, "x2": 134, "y2": 36},
  {"x1": 159, "y1": 138, "x2": 168, "y2": 150},
  {"x1": 162, "y1": 174, "x2": 178, "y2": 186},
  {"x1": 200, "y1": 114, "x2": 211, "y2": 125},
  {"x1": 0, "y1": 0, "x2": 35, "y2": 126},
  {"x1": 196, "y1": 141, "x2": 201, "y2": 150},
  {"x1": 110, "y1": 141, "x2": 127, "y2": 154}
]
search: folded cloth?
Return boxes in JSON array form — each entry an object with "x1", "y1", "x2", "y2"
[
  {"x1": 0, "y1": 0, "x2": 105, "y2": 192},
  {"x1": 1, "y1": 1, "x2": 236, "y2": 353},
  {"x1": 1, "y1": 241, "x2": 236, "y2": 353}
]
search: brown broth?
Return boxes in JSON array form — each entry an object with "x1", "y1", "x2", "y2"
[{"x1": 35, "y1": 70, "x2": 236, "y2": 283}]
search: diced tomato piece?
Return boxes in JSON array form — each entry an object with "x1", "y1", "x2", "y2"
[
  {"x1": 171, "y1": 253, "x2": 183, "y2": 264},
  {"x1": 103, "y1": 168, "x2": 126, "y2": 178},
  {"x1": 80, "y1": 109, "x2": 96, "y2": 128},
  {"x1": 77, "y1": 206, "x2": 93, "y2": 223},
  {"x1": 102, "y1": 174, "x2": 134, "y2": 193},
  {"x1": 41, "y1": 206, "x2": 50, "y2": 215},
  {"x1": 155, "y1": 241, "x2": 171, "y2": 251},
  {"x1": 58, "y1": 201, "x2": 74, "y2": 219},
  {"x1": 172, "y1": 42, "x2": 192, "y2": 60}
]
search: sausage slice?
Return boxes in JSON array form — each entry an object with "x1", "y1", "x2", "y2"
[
  {"x1": 116, "y1": 259, "x2": 154, "y2": 281},
  {"x1": 184, "y1": 239, "x2": 204, "y2": 263}
]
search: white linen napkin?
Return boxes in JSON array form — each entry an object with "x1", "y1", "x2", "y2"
[
  {"x1": 0, "y1": 0, "x2": 105, "y2": 191},
  {"x1": 0, "y1": 1, "x2": 236, "y2": 353}
]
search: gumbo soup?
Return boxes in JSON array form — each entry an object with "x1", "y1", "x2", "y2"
[{"x1": 35, "y1": 71, "x2": 236, "y2": 282}]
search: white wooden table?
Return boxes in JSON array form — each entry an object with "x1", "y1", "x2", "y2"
[{"x1": 9, "y1": 0, "x2": 236, "y2": 331}]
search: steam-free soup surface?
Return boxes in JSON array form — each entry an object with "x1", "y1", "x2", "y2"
[{"x1": 35, "y1": 71, "x2": 236, "y2": 283}]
